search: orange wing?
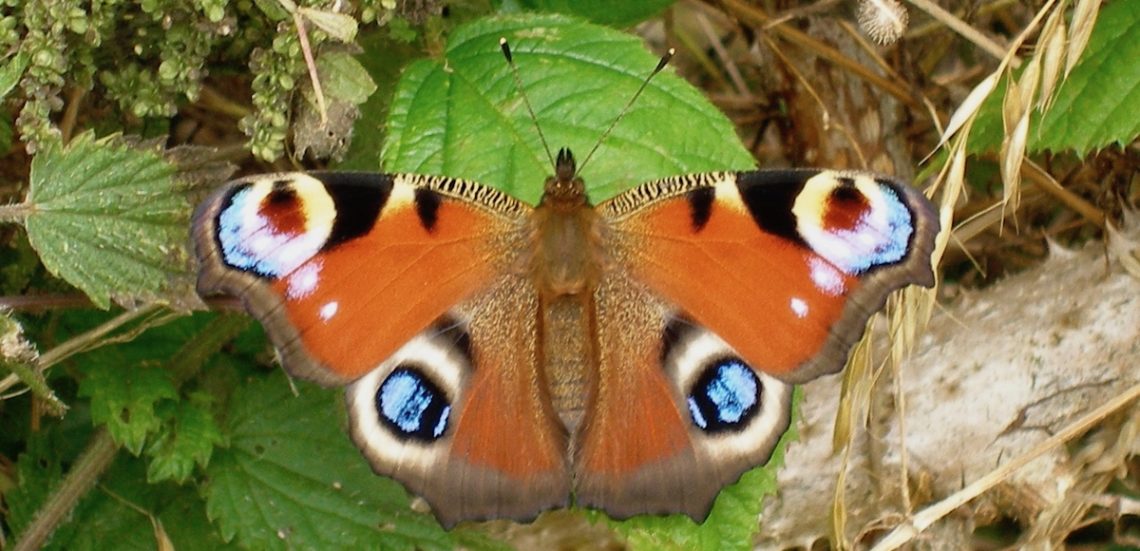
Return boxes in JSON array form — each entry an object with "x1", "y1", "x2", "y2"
[
  {"x1": 600, "y1": 169, "x2": 939, "y2": 384},
  {"x1": 192, "y1": 172, "x2": 530, "y2": 385}
]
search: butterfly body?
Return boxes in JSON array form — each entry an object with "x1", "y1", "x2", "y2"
[{"x1": 193, "y1": 148, "x2": 938, "y2": 526}]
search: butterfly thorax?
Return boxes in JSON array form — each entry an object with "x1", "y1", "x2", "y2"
[{"x1": 532, "y1": 148, "x2": 605, "y2": 298}]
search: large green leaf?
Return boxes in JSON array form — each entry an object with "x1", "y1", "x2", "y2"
[
  {"x1": 498, "y1": 0, "x2": 676, "y2": 28},
  {"x1": 970, "y1": 0, "x2": 1140, "y2": 155},
  {"x1": 380, "y1": 13, "x2": 754, "y2": 205},
  {"x1": 202, "y1": 375, "x2": 503, "y2": 550},
  {"x1": 24, "y1": 133, "x2": 197, "y2": 309}
]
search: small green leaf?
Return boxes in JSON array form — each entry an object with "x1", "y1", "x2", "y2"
[
  {"x1": 298, "y1": 7, "x2": 358, "y2": 42},
  {"x1": 0, "y1": 50, "x2": 29, "y2": 99},
  {"x1": 80, "y1": 363, "x2": 178, "y2": 455},
  {"x1": 204, "y1": 374, "x2": 498, "y2": 550},
  {"x1": 499, "y1": 0, "x2": 675, "y2": 27},
  {"x1": 380, "y1": 13, "x2": 753, "y2": 204},
  {"x1": 145, "y1": 393, "x2": 224, "y2": 483},
  {"x1": 318, "y1": 51, "x2": 378, "y2": 105},
  {"x1": 25, "y1": 133, "x2": 197, "y2": 309}
]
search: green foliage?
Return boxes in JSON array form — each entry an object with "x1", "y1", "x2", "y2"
[
  {"x1": 970, "y1": 0, "x2": 1140, "y2": 155},
  {"x1": 380, "y1": 14, "x2": 754, "y2": 205},
  {"x1": 145, "y1": 393, "x2": 225, "y2": 484},
  {"x1": 79, "y1": 363, "x2": 178, "y2": 455},
  {"x1": 24, "y1": 133, "x2": 197, "y2": 309},
  {"x1": 203, "y1": 375, "x2": 495, "y2": 550},
  {"x1": 499, "y1": 0, "x2": 675, "y2": 27}
]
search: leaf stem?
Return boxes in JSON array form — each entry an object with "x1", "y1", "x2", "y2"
[
  {"x1": 0, "y1": 357, "x2": 67, "y2": 416},
  {"x1": 0, "y1": 202, "x2": 32, "y2": 223},
  {"x1": 12, "y1": 429, "x2": 120, "y2": 551}
]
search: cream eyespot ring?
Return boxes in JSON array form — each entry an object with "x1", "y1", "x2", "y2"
[
  {"x1": 792, "y1": 171, "x2": 914, "y2": 275},
  {"x1": 216, "y1": 174, "x2": 337, "y2": 278}
]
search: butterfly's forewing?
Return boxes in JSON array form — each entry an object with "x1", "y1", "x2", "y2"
[
  {"x1": 600, "y1": 169, "x2": 939, "y2": 385},
  {"x1": 193, "y1": 173, "x2": 570, "y2": 525}
]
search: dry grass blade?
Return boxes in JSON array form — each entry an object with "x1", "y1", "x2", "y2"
[
  {"x1": 1067, "y1": 0, "x2": 1103, "y2": 76},
  {"x1": 1038, "y1": 10, "x2": 1067, "y2": 110}
]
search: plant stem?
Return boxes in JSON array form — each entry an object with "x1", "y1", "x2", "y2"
[{"x1": 12, "y1": 429, "x2": 119, "y2": 551}]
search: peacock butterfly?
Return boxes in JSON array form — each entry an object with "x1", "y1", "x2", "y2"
[{"x1": 191, "y1": 37, "x2": 939, "y2": 528}]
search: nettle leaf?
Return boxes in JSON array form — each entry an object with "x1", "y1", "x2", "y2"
[
  {"x1": 381, "y1": 13, "x2": 754, "y2": 205},
  {"x1": 1033, "y1": 0, "x2": 1140, "y2": 153},
  {"x1": 970, "y1": 1, "x2": 1140, "y2": 155},
  {"x1": 204, "y1": 375, "x2": 499, "y2": 550},
  {"x1": 499, "y1": 0, "x2": 675, "y2": 27},
  {"x1": 25, "y1": 132, "x2": 197, "y2": 309},
  {"x1": 145, "y1": 393, "x2": 225, "y2": 484},
  {"x1": 79, "y1": 363, "x2": 178, "y2": 455},
  {"x1": 319, "y1": 50, "x2": 378, "y2": 105}
]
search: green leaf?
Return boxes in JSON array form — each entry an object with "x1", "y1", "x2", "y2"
[
  {"x1": 970, "y1": 1, "x2": 1140, "y2": 155},
  {"x1": 79, "y1": 363, "x2": 178, "y2": 455},
  {"x1": 203, "y1": 374, "x2": 501, "y2": 550},
  {"x1": 42, "y1": 450, "x2": 240, "y2": 551},
  {"x1": 1033, "y1": 0, "x2": 1140, "y2": 153},
  {"x1": 319, "y1": 51, "x2": 378, "y2": 105},
  {"x1": 298, "y1": 7, "x2": 358, "y2": 43},
  {"x1": 145, "y1": 393, "x2": 225, "y2": 483},
  {"x1": 25, "y1": 133, "x2": 197, "y2": 309},
  {"x1": 381, "y1": 13, "x2": 754, "y2": 205},
  {"x1": 0, "y1": 50, "x2": 29, "y2": 99},
  {"x1": 499, "y1": 0, "x2": 675, "y2": 28}
]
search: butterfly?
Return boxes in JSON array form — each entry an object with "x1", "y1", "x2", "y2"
[{"x1": 191, "y1": 47, "x2": 939, "y2": 529}]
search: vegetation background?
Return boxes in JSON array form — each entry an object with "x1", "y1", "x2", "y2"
[{"x1": 0, "y1": 0, "x2": 1137, "y2": 549}]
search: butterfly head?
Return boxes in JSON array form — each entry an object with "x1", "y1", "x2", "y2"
[{"x1": 541, "y1": 148, "x2": 587, "y2": 209}]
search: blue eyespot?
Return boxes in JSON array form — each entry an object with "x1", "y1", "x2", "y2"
[
  {"x1": 376, "y1": 367, "x2": 451, "y2": 441},
  {"x1": 687, "y1": 359, "x2": 760, "y2": 433}
]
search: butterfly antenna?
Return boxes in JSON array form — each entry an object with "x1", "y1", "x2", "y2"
[
  {"x1": 500, "y1": 38, "x2": 556, "y2": 170},
  {"x1": 576, "y1": 48, "x2": 675, "y2": 176}
]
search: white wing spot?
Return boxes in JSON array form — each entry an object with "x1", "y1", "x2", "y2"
[
  {"x1": 809, "y1": 257, "x2": 846, "y2": 296},
  {"x1": 287, "y1": 262, "x2": 322, "y2": 299},
  {"x1": 319, "y1": 301, "x2": 339, "y2": 321},
  {"x1": 790, "y1": 297, "x2": 809, "y2": 318}
]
